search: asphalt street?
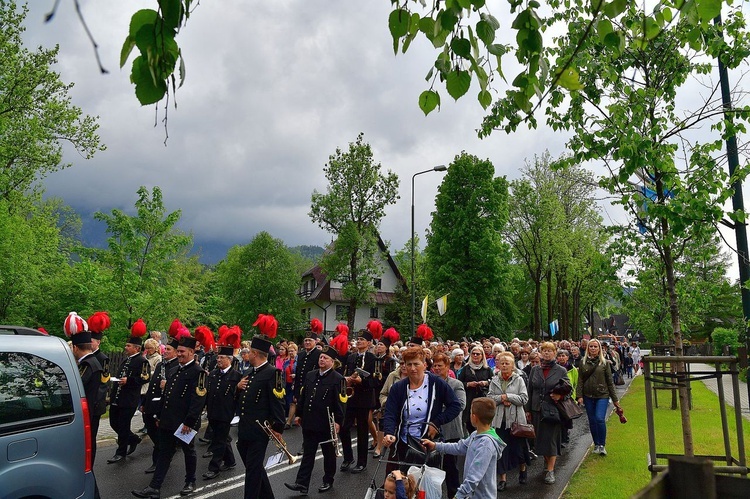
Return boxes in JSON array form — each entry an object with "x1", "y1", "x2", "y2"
[{"x1": 95, "y1": 374, "x2": 635, "y2": 499}]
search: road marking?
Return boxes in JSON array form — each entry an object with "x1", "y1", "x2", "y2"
[{"x1": 164, "y1": 438, "x2": 358, "y2": 499}]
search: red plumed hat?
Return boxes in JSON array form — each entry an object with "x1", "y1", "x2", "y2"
[
  {"x1": 168, "y1": 319, "x2": 183, "y2": 338},
  {"x1": 329, "y1": 323, "x2": 350, "y2": 357},
  {"x1": 220, "y1": 327, "x2": 242, "y2": 350},
  {"x1": 230, "y1": 325, "x2": 243, "y2": 338},
  {"x1": 195, "y1": 325, "x2": 215, "y2": 351},
  {"x1": 253, "y1": 314, "x2": 278, "y2": 339},
  {"x1": 176, "y1": 326, "x2": 191, "y2": 341},
  {"x1": 64, "y1": 312, "x2": 88, "y2": 337},
  {"x1": 367, "y1": 320, "x2": 383, "y2": 341},
  {"x1": 383, "y1": 327, "x2": 400, "y2": 344},
  {"x1": 310, "y1": 318, "x2": 323, "y2": 334},
  {"x1": 128, "y1": 318, "x2": 147, "y2": 346},
  {"x1": 87, "y1": 311, "x2": 111, "y2": 333},
  {"x1": 218, "y1": 325, "x2": 230, "y2": 339},
  {"x1": 416, "y1": 323, "x2": 434, "y2": 342}
]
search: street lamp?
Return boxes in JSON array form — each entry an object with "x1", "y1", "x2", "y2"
[{"x1": 411, "y1": 165, "x2": 448, "y2": 338}]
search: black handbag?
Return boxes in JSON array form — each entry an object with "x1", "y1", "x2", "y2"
[
  {"x1": 556, "y1": 396, "x2": 584, "y2": 421},
  {"x1": 540, "y1": 399, "x2": 561, "y2": 423},
  {"x1": 404, "y1": 433, "x2": 443, "y2": 468}
]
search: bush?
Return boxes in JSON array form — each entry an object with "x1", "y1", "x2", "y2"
[{"x1": 711, "y1": 327, "x2": 741, "y2": 356}]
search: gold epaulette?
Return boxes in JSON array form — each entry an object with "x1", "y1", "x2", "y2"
[
  {"x1": 339, "y1": 377, "x2": 349, "y2": 404},
  {"x1": 79, "y1": 364, "x2": 88, "y2": 378},
  {"x1": 196, "y1": 370, "x2": 207, "y2": 396},
  {"x1": 141, "y1": 361, "x2": 151, "y2": 381}
]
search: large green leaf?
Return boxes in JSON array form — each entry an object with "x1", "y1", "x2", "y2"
[
  {"x1": 129, "y1": 9, "x2": 159, "y2": 38},
  {"x1": 602, "y1": 0, "x2": 628, "y2": 18},
  {"x1": 556, "y1": 67, "x2": 584, "y2": 91},
  {"x1": 158, "y1": 0, "x2": 183, "y2": 30},
  {"x1": 446, "y1": 69, "x2": 471, "y2": 100},
  {"x1": 388, "y1": 9, "x2": 410, "y2": 39},
  {"x1": 696, "y1": 0, "x2": 722, "y2": 23},
  {"x1": 478, "y1": 89, "x2": 492, "y2": 109},
  {"x1": 131, "y1": 56, "x2": 168, "y2": 105},
  {"x1": 451, "y1": 37, "x2": 472, "y2": 58},
  {"x1": 120, "y1": 35, "x2": 136, "y2": 68},
  {"x1": 476, "y1": 20, "x2": 496, "y2": 45},
  {"x1": 419, "y1": 90, "x2": 441, "y2": 115}
]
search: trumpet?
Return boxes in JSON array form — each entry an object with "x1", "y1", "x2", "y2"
[
  {"x1": 345, "y1": 370, "x2": 359, "y2": 397},
  {"x1": 321, "y1": 408, "x2": 342, "y2": 457},
  {"x1": 256, "y1": 420, "x2": 298, "y2": 464}
]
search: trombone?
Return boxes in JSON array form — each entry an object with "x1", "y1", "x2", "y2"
[
  {"x1": 321, "y1": 408, "x2": 342, "y2": 457},
  {"x1": 256, "y1": 420, "x2": 298, "y2": 464}
]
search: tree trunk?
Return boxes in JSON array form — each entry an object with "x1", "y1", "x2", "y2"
[
  {"x1": 534, "y1": 276, "x2": 542, "y2": 339},
  {"x1": 659, "y1": 207, "x2": 694, "y2": 455},
  {"x1": 546, "y1": 267, "x2": 553, "y2": 338}
]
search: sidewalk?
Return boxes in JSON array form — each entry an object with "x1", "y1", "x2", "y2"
[
  {"x1": 96, "y1": 411, "x2": 145, "y2": 446},
  {"x1": 692, "y1": 362, "x2": 750, "y2": 421}
]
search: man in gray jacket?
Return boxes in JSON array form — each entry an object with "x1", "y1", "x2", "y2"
[{"x1": 431, "y1": 353, "x2": 466, "y2": 499}]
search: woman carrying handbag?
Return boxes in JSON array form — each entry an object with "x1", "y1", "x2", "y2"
[{"x1": 488, "y1": 352, "x2": 531, "y2": 492}]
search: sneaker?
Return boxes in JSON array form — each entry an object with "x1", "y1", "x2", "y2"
[
  {"x1": 599, "y1": 446, "x2": 607, "y2": 456},
  {"x1": 544, "y1": 470, "x2": 555, "y2": 484},
  {"x1": 592, "y1": 445, "x2": 601, "y2": 454}
]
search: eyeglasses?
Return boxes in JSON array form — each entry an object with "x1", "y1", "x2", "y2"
[{"x1": 471, "y1": 352, "x2": 482, "y2": 356}]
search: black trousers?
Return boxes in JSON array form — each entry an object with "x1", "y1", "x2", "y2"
[
  {"x1": 444, "y1": 438, "x2": 460, "y2": 498},
  {"x1": 295, "y1": 428, "x2": 336, "y2": 488},
  {"x1": 149, "y1": 428, "x2": 197, "y2": 489},
  {"x1": 237, "y1": 436, "x2": 274, "y2": 499},
  {"x1": 144, "y1": 413, "x2": 160, "y2": 466},
  {"x1": 207, "y1": 420, "x2": 235, "y2": 471},
  {"x1": 340, "y1": 406, "x2": 370, "y2": 466},
  {"x1": 109, "y1": 405, "x2": 139, "y2": 456}
]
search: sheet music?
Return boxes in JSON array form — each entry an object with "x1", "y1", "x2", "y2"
[
  {"x1": 173, "y1": 426, "x2": 197, "y2": 445},
  {"x1": 264, "y1": 451, "x2": 284, "y2": 469}
]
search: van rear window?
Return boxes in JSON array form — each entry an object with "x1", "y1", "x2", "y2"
[{"x1": 0, "y1": 352, "x2": 74, "y2": 426}]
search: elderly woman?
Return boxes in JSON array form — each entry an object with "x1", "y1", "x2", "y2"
[
  {"x1": 525, "y1": 342, "x2": 570, "y2": 485},
  {"x1": 450, "y1": 348, "x2": 465, "y2": 377},
  {"x1": 488, "y1": 352, "x2": 530, "y2": 492},
  {"x1": 458, "y1": 345, "x2": 493, "y2": 433},
  {"x1": 577, "y1": 339, "x2": 620, "y2": 456},
  {"x1": 382, "y1": 347, "x2": 462, "y2": 473}
]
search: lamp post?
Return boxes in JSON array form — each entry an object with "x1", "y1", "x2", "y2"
[{"x1": 411, "y1": 165, "x2": 448, "y2": 337}]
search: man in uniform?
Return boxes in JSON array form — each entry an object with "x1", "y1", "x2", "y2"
[
  {"x1": 108, "y1": 319, "x2": 150, "y2": 463},
  {"x1": 66, "y1": 312, "x2": 104, "y2": 499},
  {"x1": 132, "y1": 334, "x2": 207, "y2": 498},
  {"x1": 141, "y1": 333, "x2": 181, "y2": 474},
  {"x1": 339, "y1": 329, "x2": 377, "y2": 474},
  {"x1": 87, "y1": 311, "x2": 111, "y2": 450},
  {"x1": 202, "y1": 329, "x2": 242, "y2": 480},
  {"x1": 236, "y1": 314, "x2": 286, "y2": 499},
  {"x1": 284, "y1": 346, "x2": 345, "y2": 495},
  {"x1": 293, "y1": 327, "x2": 321, "y2": 406}
]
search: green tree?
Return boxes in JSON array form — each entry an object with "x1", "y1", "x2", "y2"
[
  {"x1": 309, "y1": 133, "x2": 400, "y2": 329},
  {"x1": 83, "y1": 186, "x2": 197, "y2": 334},
  {"x1": 214, "y1": 231, "x2": 303, "y2": 332},
  {"x1": 0, "y1": 1, "x2": 104, "y2": 203},
  {"x1": 425, "y1": 152, "x2": 516, "y2": 338}
]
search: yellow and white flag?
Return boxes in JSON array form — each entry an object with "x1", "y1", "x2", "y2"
[
  {"x1": 436, "y1": 294, "x2": 449, "y2": 316},
  {"x1": 421, "y1": 295, "x2": 429, "y2": 323}
]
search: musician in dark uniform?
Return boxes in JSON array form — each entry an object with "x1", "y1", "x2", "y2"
[
  {"x1": 284, "y1": 346, "x2": 345, "y2": 495},
  {"x1": 87, "y1": 311, "x2": 111, "y2": 449},
  {"x1": 108, "y1": 319, "x2": 151, "y2": 464},
  {"x1": 372, "y1": 337, "x2": 397, "y2": 458},
  {"x1": 66, "y1": 312, "x2": 104, "y2": 499},
  {"x1": 202, "y1": 329, "x2": 242, "y2": 480},
  {"x1": 141, "y1": 335, "x2": 181, "y2": 474},
  {"x1": 293, "y1": 329, "x2": 321, "y2": 402},
  {"x1": 132, "y1": 334, "x2": 207, "y2": 498},
  {"x1": 235, "y1": 314, "x2": 286, "y2": 499},
  {"x1": 339, "y1": 329, "x2": 377, "y2": 474}
]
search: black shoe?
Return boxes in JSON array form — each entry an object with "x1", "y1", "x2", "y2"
[
  {"x1": 351, "y1": 465, "x2": 367, "y2": 474},
  {"x1": 202, "y1": 470, "x2": 220, "y2": 480},
  {"x1": 367, "y1": 444, "x2": 375, "y2": 451},
  {"x1": 127, "y1": 436, "x2": 142, "y2": 455},
  {"x1": 107, "y1": 454, "x2": 125, "y2": 464},
  {"x1": 339, "y1": 460, "x2": 353, "y2": 472},
  {"x1": 202, "y1": 451, "x2": 213, "y2": 458},
  {"x1": 284, "y1": 483, "x2": 309, "y2": 495},
  {"x1": 198, "y1": 437, "x2": 211, "y2": 444},
  {"x1": 131, "y1": 486, "x2": 160, "y2": 498},
  {"x1": 284, "y1": 423, "x2": 291, "y2": 430},
  {"x1": 144, "y1": 465, "x2": 157, "y2": 474},
  {"x1": 519, "y1": 470, "x2": 528, "y2": 484},
  {"x1": 219, "y1": 462, "x2": 236, "y2": 471},
  {"x1": 318, "y1": 483, "x2": 333, "y2": 493},
  {"x1": 497, "y1": 481, "x2": 507, "y2": 492},
  {"x1": 179, "y1": 482, "x2": 196, "y2": 496}
]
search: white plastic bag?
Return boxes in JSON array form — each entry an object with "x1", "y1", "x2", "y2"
[{"x1": 408, "y1": 465, "x2": 446, "y2": 499}]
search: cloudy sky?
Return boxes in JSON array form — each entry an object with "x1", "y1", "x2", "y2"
[{"x1": 18, "y1": 0, "x2": 574, "y2": 262}]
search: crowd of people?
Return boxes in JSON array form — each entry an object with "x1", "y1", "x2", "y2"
[{"x1": 63, "y1": 311, "x2": 637, "y2": 499}]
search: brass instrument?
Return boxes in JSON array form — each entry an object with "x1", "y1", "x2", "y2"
[
  {"x1": 345, "y1": 370, "x2": 359, "y2": 397},
  {"x1": 321, "y1": 408, "x2": 342, "y2": 457},
  {"x1": 256, "y1": 420, "x2": 298, "y2": 464}
]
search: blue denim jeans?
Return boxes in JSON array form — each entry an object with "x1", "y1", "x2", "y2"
[{"x1": 583, "y1": 396, "x2": 609, "y2": 446}]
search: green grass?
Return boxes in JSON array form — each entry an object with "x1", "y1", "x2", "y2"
[{"x1": 563, "y1": 376, "x2": 750, "y2": 498}]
